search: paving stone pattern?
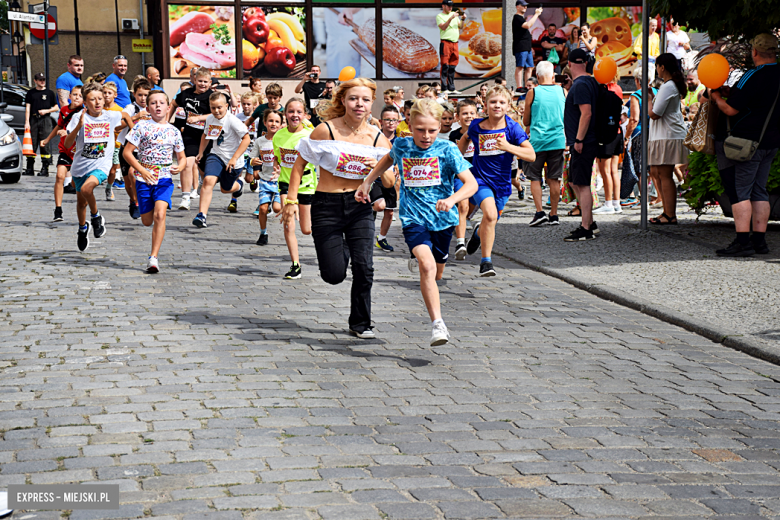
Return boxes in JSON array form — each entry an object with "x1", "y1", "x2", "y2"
[{"x1": 3, "y1": 178, "x2": 780, "y2": 519}]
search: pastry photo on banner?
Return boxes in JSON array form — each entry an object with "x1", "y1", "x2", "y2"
[{"x1": 311, "y1": 8, "x2": 375, "y2": 79}]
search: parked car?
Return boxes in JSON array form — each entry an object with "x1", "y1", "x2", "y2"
[
  {"x1": 0, "y1": 83, "x2": 61, "y2": 153},
  {"x1": 0, "y1": 106, "x2": 23, "y2": 184}
]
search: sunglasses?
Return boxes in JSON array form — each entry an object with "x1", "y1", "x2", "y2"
[{"x1": 114, "y1": 55, "x2": 127, "y2": 62}]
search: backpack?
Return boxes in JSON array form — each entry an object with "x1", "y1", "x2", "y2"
[{"x1": 595, "y1": 83, "x2": 623, "y2": 145}]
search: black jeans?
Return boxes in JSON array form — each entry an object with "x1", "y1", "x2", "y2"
[{"x1": 311, "y1": 191, "x2": 375, "y2": 332}]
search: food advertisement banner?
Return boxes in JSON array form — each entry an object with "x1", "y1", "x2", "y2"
[
  {"x1": 587, "y1": 6, "x2": 643, "y2": 77},
  {"x1": 378, "y1": 7, "x2": 502, "y2": 79},
  {"x1": 527, "y1": 7, "x2": 580, "y2": 44},
  {"x1": 169, "y1": 5, "x2": 237, "y2": 79},
  {"x1": 312, "y1": 8, "x2": 375, "y2": 79},
  {"x1": 241, "y1": 6, "x2": 307, "y2": 78}
]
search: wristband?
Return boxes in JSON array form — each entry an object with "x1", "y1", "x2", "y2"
[
  {"x1": 575, "y1": 139, "x2": 583, "y2": 144},
  {"x1": 284, "y1": 199, "x2": 299, "y2": 205}
]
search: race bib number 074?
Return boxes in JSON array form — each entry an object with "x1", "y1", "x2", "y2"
[{"x1": 402, "y1": 157, "x2": 441, "y2": 187}]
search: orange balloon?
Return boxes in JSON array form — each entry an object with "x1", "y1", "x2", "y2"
[
  {"x1": 594, "y1": 57, "x2": 617, "y2": 84},
  {"x1": 698, "y1": 53, "x2": 730, "y2": 89},
  {"x1": 338, "y1": 66, "x2": 356, "y2": 82}
]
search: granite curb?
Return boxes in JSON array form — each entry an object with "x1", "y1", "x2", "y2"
[{"x1": 496, "y1": 248, "x2": 780, "y2": 367}]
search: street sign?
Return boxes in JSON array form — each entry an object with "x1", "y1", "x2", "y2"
[
  {"x1": 27, "y1": 6, "x2": 58, "y2": 45},
  {"x1": 30, "y1": 14, "x2": 57, "y2": 40},
  {"x1": 8, "y1": 12, "x2": 44, "y2": 23},
  {"x1": 132, "y1": 39, "x2": 153, "y2": 53},
  {"x1": 31, "y1": 3, "x2": 46, "y2": 14}
]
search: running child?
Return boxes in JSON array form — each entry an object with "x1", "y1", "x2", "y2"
[
  {"x1": 122, "y1": 90, "x2": 186, "y2": 273},
  {"x1": 64, "y1": 82, "x2": 123, "y2": 252},
  {"x1": 383, "y1": 89, "x2": 396, "y2": 107},
  {"x1": 192, "y1": 92, "x2": 250, "y2": 227},
  {"x1": 245, "y1": 83, "x2": 284, "y2": 137},
  {"x1": 437, "y1": 103, "x2": 456, "y2": 140},
  {"x1": 42, "y1": 84, "x2": 83, "y2": 222},
  {"x1": 358, "y1": 98, "x2": 477, "y2": 346},
  {"x1": 115, "y1": 78, "x2": 152, "y2": 217},
  {"x1": 249, "y1": 109, "x2": 283, "y2": 246},
  {"x1": 458, "y1": 85, "x2": 536, "y2": 277},
  {"x1": 396, "y1": 100, "x2": 414, "y2": 138},
  {"x1": 448, "y1": 99, "x2": 478, "y2": 260},
  {"x1": 236, "y1": 92, "x2": 260, "y2": 191},
  {"x1": 102, "y1": 82, "x2": 135, "y2": 214},
  {"x1": 374, "y1": 105, "x2": 400, "y2": 252}
]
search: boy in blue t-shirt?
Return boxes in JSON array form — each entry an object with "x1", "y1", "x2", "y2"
[
  {"x1": 458, "y1": 86, "x2": 536, "y2": 277},
  {"x1": 358, "y1": 99, "x2": 477, "y2": 347}
]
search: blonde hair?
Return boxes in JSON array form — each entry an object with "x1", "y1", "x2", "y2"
[
  {"x1": 485, "y1": 85, "x2": 513, "y2": 103},
  {"x1": 240, "y1": 92, "x2": 259, "y2": 103},
  {"x1": 146, "y1": 90, "x2": 169, "y2": 105},
  {"x1": 195, "y1": 67, "x2": 212, "y2": 79},
  {"x1": 82, "y1": 82, "x2": 104, "y2": 101},
  {"x1": 318, "y1": 77, "x2": 377, "y2": 122},
  {"x1": 383, "y1": 88, "x2": 396, "y2": 99},
  {"x1": 101, "y1": 81, "x2": 117, "y2": 94},
  {"x1": 416, "y1": 85, "x2": 432, "y2": 98},
  {"x1": 410, "y1": 98, "x2": 444, "y2": 123}
]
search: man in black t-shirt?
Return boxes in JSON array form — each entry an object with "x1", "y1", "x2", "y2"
[
  {"x1": 24, "y1": 73, "x2": 58, "y2": 176},
  {"x1": 709, "y1": 33, "x2": 780, "y2": 257},
  {"x1": 540, "y1": 24, "x2": 566, "y2": 72},
  {"x1": 512, "y1": 0, "x2": 542, "y2": 90},
  {"x1": 295, "y1": 65, "x2": 326, "y2": 127}
]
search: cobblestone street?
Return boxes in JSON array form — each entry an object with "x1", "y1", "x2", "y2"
[{"x1": 3, "y1": 177, "x2": 780, "y2": 520}]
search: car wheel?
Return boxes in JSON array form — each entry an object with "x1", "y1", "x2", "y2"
[{"x1": 0, "y1": 172, "x2": 21, "y2": 184}]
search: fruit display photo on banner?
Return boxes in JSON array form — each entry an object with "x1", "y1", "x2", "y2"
[
  {"x1": 586, "y1": 6, "x2": 643, "y2": 77},
  {"x1": 241, "y1": 6, "x2": 307, "y2": 78},
  {"x1": 311, "y1": 8, "x2": 375, "y2": 79},
  {"x1": 379, "y1": 7, "x2": 502, "y2": 79},
  {"x1": 169, "y1": 5, "x2": 237, "y2": 79}
]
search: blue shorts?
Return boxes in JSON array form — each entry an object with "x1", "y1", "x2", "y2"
[
  {"x1": 515, "y1": 51, "x2": 534, "y2": 68},
  {"x1": 136, "y1": 178, "x2": 174, "y2": 214},
  {"x1": 258, "y1": 179, "x2": 281, "y2": 206},
  {"x1": 403, "y1": 224, "x2": 454, "y2": 265},
  {"x1": 204, "y1": 154, "x2": 244, "y2": 192},
  {"x1": 470, "y1": 184, "x2": 509, "y2": 217},
  {"x1": 453, "y1": 176, "x2": 464, "y2": 192},
  {"x1": 73, "y1": 170, "x2": 108, "y2": 192}
]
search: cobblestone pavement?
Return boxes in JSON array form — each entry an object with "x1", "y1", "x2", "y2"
[
  {"x1": 495, "y1": 188, "x2": 780, "y2": 353},
  {"x1": 3, "y1": 177, "x2": 780, "y2": 520}
]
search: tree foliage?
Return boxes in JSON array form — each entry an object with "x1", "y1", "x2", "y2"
[
  {"x1": 0, "y1": 1, "x2": 8, "y2": 34},
  {"x1": 650, "y1": 0, "x2": 780, "y2": 40}
]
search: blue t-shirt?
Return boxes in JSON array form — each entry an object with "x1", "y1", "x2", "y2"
[
  {"x1": 467, "y1": 115, "x2": 528, "y2": 198},
  {"x1": 54, "y1": 72, "x2": 83, "y2": 107},
  {"x1": 152, "y1": 84, "x2": 163, "y2": 91},
  {"x1": 389, "y1": 137, "x2": 471, "y2": 232},
  {"x1": 105, "y1": 74, "x2": 131, "y2": 108}
]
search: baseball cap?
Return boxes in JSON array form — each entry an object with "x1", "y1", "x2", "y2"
[
  {"x1": 516, "y1": 0, "x2": 528, "y2": 5},
  {"x1": 751, "y1": 33, "x2": 778, "y2": 53},
  {"x1": 442, "y1": 0, "x2": 453, "y2": 5},
  {"x1": 569, "y1": 48, "x2": 589, "y2": 64},
  {"x1": 34, "y1": 72, "x2": 45, "y2": 80}
]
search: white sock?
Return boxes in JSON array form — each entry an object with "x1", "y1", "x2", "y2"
[
  {"x1": 457, "y1": 238, "x2": 465, "y2": 246},
  {"x1": 607, "y1": 200, "x2": 615, "y2": 208},
  {"x1": 182, "y1": 192, "x2": 190, "y2": 198},
  {"x1": 612, "y1": 199, "x2": 620, "y2": 207},
  {"x1": 64, "y1": 177, "x2": 72, "y2": 186},
  {"x1": 377, "y1": 234, "x2": 386, "y2": 241}
]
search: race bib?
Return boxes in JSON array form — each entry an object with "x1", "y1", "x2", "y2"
[
  {"x1": 136, "y1": 162, "x2": 162, "y2": 184},
  {"x1": 402, "y1": 157, "x2": 441, "y2": 188},
  {"x1": 334, "y1": 153, "x2": 371, "y2": 180},
  {"x1": 187, "y1": 115, "x2": 206, "y2": 130},
  {"x1": 81, "y1": 142, "x2": 106, "y2": 160},
  {"x1": 205, "y1": 124, "x2": 223, "y2": 140},
  {"x1": 279, "y1": 147, "x2": 298, "y2": 169},
  {"x1": 478, "y1": 132, "x2": 504, "y2": 156},
  {"x1": 397, "y1": 130, "x2": 412, "y2": 138},
  {"x1": 464, "y1": 141, "x2": 475, "y2": 158},
  {"x1": 175, "y1": 107, "x2": 186, "y2": 119},
  {"x1": 247, "y1": 119, "x2": 257, "y2": 135},
  {"x1": 84, "y1": 123, "x2": 110, "y2": 143},
  {"x1": 261, "y1": 150, "x2": 275, "y2": 167},
  {"x1": 310, "y1": 99, "x2": 320, "y2": 109}
]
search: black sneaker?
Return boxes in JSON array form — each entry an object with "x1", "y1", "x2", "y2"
[
  {"x1": 529, "y1": 211, "x2": 548, "y2": 227},
  {"x1": 63, "y1": 184, "x2": 77, "y2": 194},
  {"x1": 129, "y1": 202, "x2": 141, "y2": 220},
  {"x1": 590, "y1": 221, "x2": 600, "y2": 235},
  {"x1": 228, "y1": 199, "x2": 238, "y2": 213},
  {"x1": 192, "y1": 212, "x2": 207, "y2": 228},
  {"x1": 250, "y1": 180, "x2": 258, "y2": 192},
  {"x1": 349, "y1": 327, "x2": 376, "y2": 339},
  {"x1": 716, "y1": 239, "x2": 755, "y2": 257},
  {"x1": 753, "y1": 240, "x2": 770, "y2": 255},
  {"x1": 479, "y1": 261, "x2": 496, "y2": 277},
  {"x1": 234, "y1": 179, "x2": 244, "y2": 198},
  {"x1": 91, "y1": 214, "x2": 106, "y2": 238},
  {"x1": 256, "y1": 233, "x2": 269, "y2": 246},
  {"x1": 466, "y1": 224, "x2": 481, "y2": 255},
  {"x1": 52, "y1": 207, "x2": 63, "y2": 222},
  {"x1": 548, "y1": 215, "x2": 560, "y2": 226},
  {"x1": 284, "y1": 262, "x2": 302, "y2": 280},
  {"x1": 564, "y1": 226, "x2": 595, "y2": 241},
  {"x1": 376, "y1": 237, "x2": 394, "y2": 252},
  {"x1": 455, "y1": 243, "x2": 467, "y2": 261},
  {"x1": 518, "y1": 186, "x2": 525, "y2": 200},
  {"x1": 77, "y1": 223, "x2": 90, "y2": 252}
]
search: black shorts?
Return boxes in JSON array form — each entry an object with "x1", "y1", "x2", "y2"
[
  {"x1": 597, "y1": 130, "x2": 624, "y2": 159},
  {"x1": 57, "y1": 154, "x2": 73, "y2": 168},
  {"x1": 369, "y1": 182, "x2": 398, "y2": 209},
  {"x1": 278, "y1": 182, "x2": 314, "y2": 205},
  {"x1": 569, "y1": 145, "x2": 597, "y2": 186},
  {"x1": 118, "y1": 144, "x2": 137, "y2": 177}
]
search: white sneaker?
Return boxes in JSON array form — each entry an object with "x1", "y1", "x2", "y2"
[
  {"x1": 593, "y1": 205, "x2": 616, "y2": 215},
  {"x1": 190, "y1": 189, "x2": 200, "y2": 200},
  {"x1": 178, "y1": 197, "x2": 191, "y2": 210},
  {"x1": 408, "y1": 257, "x2": 418, "y2": 273},
  {"x1": 613, "y1": 204, "x2": 623, "y2": 214},
  {"x1": 431, "y1": 320, "x2": 450, "y2": 346},
  {"x1": 146, "y1": 256, "x2": 159, "y2": 273}
]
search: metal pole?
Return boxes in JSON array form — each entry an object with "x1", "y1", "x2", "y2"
[
  {"x1": 640, "y1": 2, "x2": 649, "y2": 230},
  {"x1": 139, "y1": 0, "x2": 145, "y2": 73},
  {"x1": 114, "y1": 0, "x2": 122, "y2": 55},
  {"x1": 44, "y1": 0, "x2": 50, "y2": 91},
  {"x1": 74, "y1": 0, "x2": 81, "y2": 56}
]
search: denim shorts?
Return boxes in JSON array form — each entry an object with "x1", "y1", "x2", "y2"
[
  {"x1": 258, "y1": 179, "x2": 281, "y2": 206},
  {"x1": 204, "y1": 154, "x2": 244, "y2": 192},
  {"x1": 404, "y1": 223, "x2": 454, "y2": 264},
  {"x1": 73, "y1": 170, "x2": 108, "y2": 192},
  {"x1": 515, "y1": 51, "x2": 534, "y2": 68},
  {"x1": 136, "y1": 177, "x2": 174, "y2": 214}
]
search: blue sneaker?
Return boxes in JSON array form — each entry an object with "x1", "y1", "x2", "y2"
[
  {"x1": 253, "y1": 205, "x2": 260, "y2": 216},
  {"x1": 192, "y1": 212, "x2": 207, "y2": 228},
  {"x1": 113, "y1": 180, "x2": 125, "y2": 189},
  {"x1": 375, "y1": 237, "x2": 394, "y2": 252}
]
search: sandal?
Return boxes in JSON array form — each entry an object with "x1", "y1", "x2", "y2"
[
  {"x1": 567, "y1": 207, "x2": 582, "y2": 217},
  {"x1": 649, "y1": 213, "x2": 678, "y2": 225}
]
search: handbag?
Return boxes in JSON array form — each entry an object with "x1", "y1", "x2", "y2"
[
  {"x1": 683, "y1": 100, "x2": 717, "y2": 155},
  {"x1": 548, "y1": 47, "x2": 560, "y2": 65},
  {"x1": 723, "y1": 84, "x2": 780, "y2": 161}
]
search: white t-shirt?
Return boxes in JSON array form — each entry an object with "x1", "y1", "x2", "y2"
[
  {"x1": 666, "y1": 30, "x2": 690, "y2": 59},
  {"x1": 203, "y1": 112, "x2": 249, "y2": 169},
  {"x1": 649, "y1": 80, "x2": 687, "y2": 141},
  {"x1": 125, "y1": 120, "x2": 185, "y2": 185},
  {"x1": 118, "y1": 103, "x2": 150, "y2": 145},
  {"x1": 248, "y1": 135, "x2": 276, "y2": 181},
  {"x1": 66, "y1": 110, "x2": 123, "y2": 178},
  {"x1": 236, "y1": 111, "x2": 258, "y2": 138}
]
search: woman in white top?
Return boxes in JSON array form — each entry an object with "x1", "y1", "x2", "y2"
[
  {"x1": 282, "y1": 78, "x2": 393, "y2": 339},
  {"x1": 647, "y1": 53, "x2": 689, "y2": 225}
]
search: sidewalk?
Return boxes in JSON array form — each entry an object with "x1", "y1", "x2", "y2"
[{"x1": 494, "y1": 190, "x2": 780, "y2": 362}]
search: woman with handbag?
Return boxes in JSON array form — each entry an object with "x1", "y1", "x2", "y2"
[{"x1": 647, "y1": 53, "x2": 689, "y2": 224}]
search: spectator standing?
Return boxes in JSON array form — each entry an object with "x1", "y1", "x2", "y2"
[
  {"x1": 594, "y1": 74, "x2": 624, "y2": 215},
  {"x1": 146, "y1": 67, "x2": 163, "y2": 90},
  {"x1": 24, "y1": 73, "x2": 58, "y2": 177},
  {"x1": 437, "y1": 0, "x2": 465, "y2": 94},
  {"x1": 392, "y1": 87, "x2": 405, "y2": 118},
  {"x1": 523, "y1": 61, "x2": 565, "y2": 227},
  {"x1": 647, "y1": 53, "x2": 688, "y2": 225},
  {"x1": 513, "y1": 1, "x2": 542, "y2": 90},
  {"x1": 666, "y1": 20, "x2": 690, "y2": 67},
  {"x1": 709, "y1": 33, "x2": 780, "y2": 256},
  {"x1": 682, "y1": 70, "x2": 705, "y2": 111},
  {"x1": 579, "y1": 23, "x2": 598, "y2": 55},
  {"x1": 55, "y1": 55, "x2": 84, "y2": 107},
  {"x1": 567, "y1": 27, "x2": 581, "y2": 57},
  {"x1": 540, "y1": 24, "x2": 566, "y2": 72},
  {"x1": 106, "y1": 55, "x2": 131, "y2": 108},
  {"x1": 634, "y1": 19, "x2": 661, "y2": 63},
  {"x1": 563, "y1": 48, "x2": 599, "y2": 241},
  {"x1": 295, "y1": 65, "x2": 326, "y2": 126}
]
